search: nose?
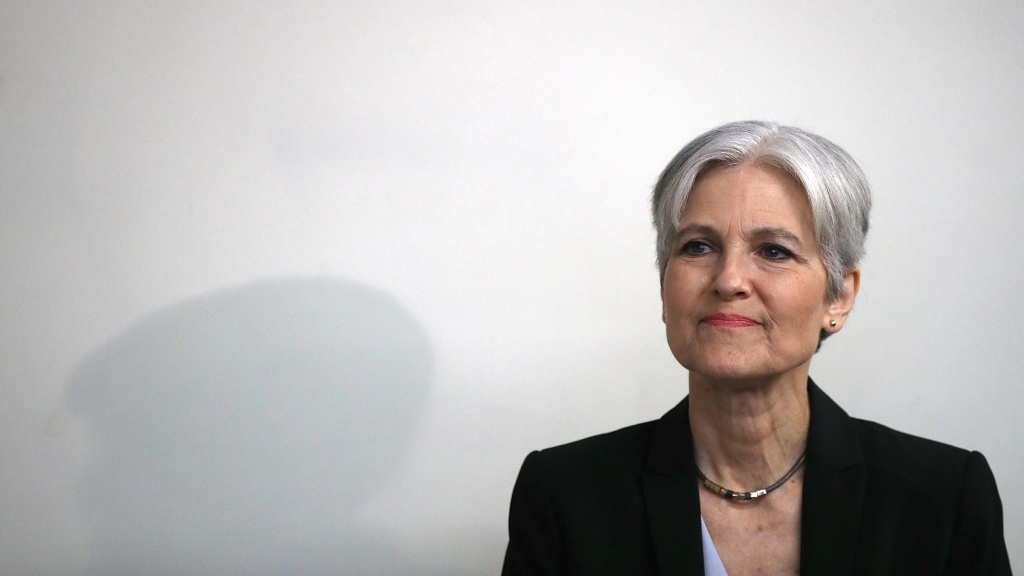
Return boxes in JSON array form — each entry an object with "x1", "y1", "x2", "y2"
[{"x1": 712, "y1": 250, "x2": 751, "y2": 300}]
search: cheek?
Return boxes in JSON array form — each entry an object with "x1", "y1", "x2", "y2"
[
  {"x1": 661, "y1": 284, "x2": 693, "y2": 335},
  {"x1": 661, "y1": 286, "x2": 699, "y2": 325},
  {"x1": 763, "y1": 278, "x2": 828, "y2": 334},
  {"x1": 662, "y1": 279, "x2": 706, "y2": 362},
  {"x1": 661, "y1": 265, "x2": 705, "y2": 313}
]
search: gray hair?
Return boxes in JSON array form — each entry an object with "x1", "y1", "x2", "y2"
[{"x1": 652, "y1": 120, "x2": 871, "y2": 301}]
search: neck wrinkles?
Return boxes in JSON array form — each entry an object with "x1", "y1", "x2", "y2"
[{"x1": 688, "y1": 371, "x2": 810, "y2": 491}]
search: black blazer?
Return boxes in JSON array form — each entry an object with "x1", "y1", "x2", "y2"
[{"x1": 502, "y1": 380, "x2": 1011, "y2": 575}]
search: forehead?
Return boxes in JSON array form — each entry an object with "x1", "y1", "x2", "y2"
[{"x1": 680, "y1": 163, "x2": 815, "y2": 236}]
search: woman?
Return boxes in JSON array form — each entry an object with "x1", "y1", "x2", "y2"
[{"x1": 502, "y1": 121, "x2": 1011, "y2": 575}]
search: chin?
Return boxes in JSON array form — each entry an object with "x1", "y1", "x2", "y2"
[
  {"x1": 693, "y1": 365, "x2": 774, "y2": 385},
  {"x1": 675, "y1": 347, "x2": 779, "y2": 384}
]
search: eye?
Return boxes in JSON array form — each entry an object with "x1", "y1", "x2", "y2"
[
  {"x1": 761, "y1": 244, "x2": 794, "y2": 260},
  {"x1": 680, "y1": 240, "x2": 713, "y2": 255}
]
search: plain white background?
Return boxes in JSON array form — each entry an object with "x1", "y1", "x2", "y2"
[{"x1": 1, "y1": 1, "x2": 1021, "y2": 573}]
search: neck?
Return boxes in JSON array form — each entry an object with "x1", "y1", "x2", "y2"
[{"x1": 688, "y1": 367, "x2": 810, "y2": 492}]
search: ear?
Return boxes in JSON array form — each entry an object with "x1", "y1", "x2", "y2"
[
  {"x1": 661, "y1": 286, "x2": 668, "y2": 324},
  {"x1": 823, "y1": 267, "x2": 860, "y2": 333}
]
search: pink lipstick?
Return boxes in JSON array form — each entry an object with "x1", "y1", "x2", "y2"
[{"x1": 701, "y1": 313, "x2": 760, "y2": 328}]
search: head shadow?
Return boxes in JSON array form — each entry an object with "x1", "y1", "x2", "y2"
[{"x1": 66, "y1": 277, "x2": 432, "y2": 574}]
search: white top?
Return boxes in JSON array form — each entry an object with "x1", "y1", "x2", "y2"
[{"x1": 700, "y1": 516, "x2": 729, "y2": 576}]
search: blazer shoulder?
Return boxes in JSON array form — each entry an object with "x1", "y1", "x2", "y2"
[
  {"x1": 852, "y1": 417, "x2": 971, "y2": 465},
  {"x1": 847, "y1": 418, "x2": 1010, "y2": 573},
  {"x1": 851, "y1": 417, "x2": 975, "y2": 494},
  {"x1": 532, "y1": 420, "x2": 660, "y2": 484}
]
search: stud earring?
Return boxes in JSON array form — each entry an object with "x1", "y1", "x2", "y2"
[{"x1": 830, "y1": 320, "x2": 837, "y2": 327}]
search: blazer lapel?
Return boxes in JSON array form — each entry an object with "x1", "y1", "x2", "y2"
[
  {"x1": 641, "y1": 398, "x2": 704, "y2": 575},
  {"x1": 800, "y1": 380, "x2": 867, "y2": 576}
]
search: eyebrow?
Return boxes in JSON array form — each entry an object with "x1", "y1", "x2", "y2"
[
  {"x1": 747, "y1": 226, "x2": 806, "y2": 248},
  {"x1": 675, "y1": 224, "x2": 806, "y2": 248},
  {"x1": 674, "y1": 224, "x2": 718, "y2": 240}
]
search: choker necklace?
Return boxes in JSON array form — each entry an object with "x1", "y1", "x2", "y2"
[{"x1": 696, "y1": 451, "x2": 807, "y2": 501}]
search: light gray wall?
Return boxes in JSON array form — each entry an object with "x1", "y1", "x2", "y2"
[{"x1": 1, "y1": 1, "x2": 1021, "y2": 573}]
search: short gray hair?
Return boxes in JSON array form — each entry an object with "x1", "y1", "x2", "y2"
[{"x1": 652, "y1": 120, "x2": 871, "y2": 300}]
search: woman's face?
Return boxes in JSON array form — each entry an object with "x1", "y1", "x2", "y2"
[{"x1": 661, "y1": 163, "x2": 846, "y2": 384}]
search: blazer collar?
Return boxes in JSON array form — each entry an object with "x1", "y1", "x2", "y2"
[
  {"x1": 640, "y1": 379, "x2": 866, "y2": 576},
  {"x1": 641, "y1": 396, "x2": 705, "y2": 575},
  {"x1": 800, "y1": 379, "x2": 867, "y2": 576}
]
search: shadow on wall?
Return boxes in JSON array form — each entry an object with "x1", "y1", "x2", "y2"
[{"x1": 66, "y1": 277, "x2": 436, "y2": 575}]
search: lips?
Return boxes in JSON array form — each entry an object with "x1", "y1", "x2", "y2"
[{"x1": 701, "y1": 313, "x2": 760, "y2": 328}]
